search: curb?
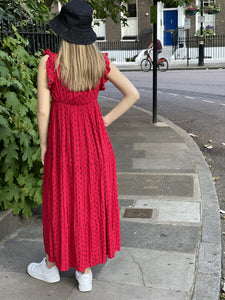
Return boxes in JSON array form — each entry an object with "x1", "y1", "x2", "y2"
[
  {"x1": 101, "y1": 96, "x2": 221, "y2": 299},
  {"x1": 157, "y1": 114, "x2": 221, "y2": 300},
  {"x1": 116, "y1": 64, "x2": 225, "y2": 72}
]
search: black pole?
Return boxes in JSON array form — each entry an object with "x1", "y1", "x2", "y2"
[
  {"x1": 198, "y1": 0, "x2": 204, "y2": 66},
  {"x1": 187, "y1": 29, "x2": 189, "y2": 67},
  {"x1": 152, "y1": 0, "x2": 157, "y2": 123}
]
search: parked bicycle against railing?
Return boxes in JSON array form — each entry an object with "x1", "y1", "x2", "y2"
[{"x1": 141, "y1": 48, "x2": 168, "y2": 72}]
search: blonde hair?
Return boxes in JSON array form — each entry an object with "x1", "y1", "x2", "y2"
[{"x1": 55, "y1": 40, "x2": 106, "y2": 92}]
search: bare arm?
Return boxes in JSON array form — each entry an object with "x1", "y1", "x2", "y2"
[
  {"x1": 148, "y1": 42, "x2": 153, "y2": 50},
  {"x1": 102, "y1": 62, "x2": 140, "y2": 127},
  {"x1": 37, "y1": 55, "x2": 51, "y2": 164}
]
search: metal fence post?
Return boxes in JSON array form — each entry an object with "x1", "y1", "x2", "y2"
[{"x1": 198, "y1": 0, "x2": 204, "y2": 66}]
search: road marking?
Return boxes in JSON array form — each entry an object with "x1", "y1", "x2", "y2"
[
  {"x1": 202, "y1": 100, "x2": 214, "y2": 104},
  {"x1": 220, "y1": 103, "x2": 225, "y2": 106},
  {"x1": 158, "y1": 91, "x2": 162, "y2": 93},
  {"x1": 169, "y1": 93, "x2": 178, "y2": 96},
  {"x1": 185, "y1": 96, "x2": 195, "y2": 99},
  {"x1": 138, "y1": 88, "x2": 148, "y2": 92}
]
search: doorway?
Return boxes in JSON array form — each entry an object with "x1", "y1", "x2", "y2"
[{"x1": 163, "y1": 10, "x2": 178, "y2": 46}]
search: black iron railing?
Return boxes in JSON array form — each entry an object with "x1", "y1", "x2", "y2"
[
  {"x1": 172, "y1": 27, "x2": 225, "y2": 60},
  {"x1": 0, "y1": 18, "x2": 140, "y2": 62},
  {"x1": 0, "y1": 18, "x2": 60, "y2": 53}
]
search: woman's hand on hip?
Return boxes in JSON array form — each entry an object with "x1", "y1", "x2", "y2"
[{"x1": 41, "y1": 146, "x2": 47, "y2": 165}]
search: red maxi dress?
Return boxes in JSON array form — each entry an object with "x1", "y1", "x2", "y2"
[{"x1": 42, "y1": 49, "x2": 120, "y2": 272}]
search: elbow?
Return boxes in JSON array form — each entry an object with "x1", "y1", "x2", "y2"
[
  {"x1": 131, "y1": 89, "x2": 140, "y2": 102},
  {"x1": 126, "y1": 89, "x2": 140, "y2": 104},
  {"x1": 135, "y1": 90, "x2": 140, "y2": 101}
]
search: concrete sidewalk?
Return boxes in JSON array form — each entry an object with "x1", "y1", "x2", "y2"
[{"x1": 0, "y1": 97, "x2": 221, "y2": 300}]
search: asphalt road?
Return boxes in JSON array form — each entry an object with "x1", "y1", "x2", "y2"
[{"x1": 100, "y1": 68, "x2": 225, "y2": 278}]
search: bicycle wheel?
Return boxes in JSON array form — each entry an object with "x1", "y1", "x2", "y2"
[
  {"x1": 158, "y1": 58, "x2": 168, "y2": 72},
  {"x1": 141, "y1": 59, "x2": 151, "y2": 72}
]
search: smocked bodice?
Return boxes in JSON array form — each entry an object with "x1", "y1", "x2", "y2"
[{"x1": 43, "y1": 49, "x2": 110, "y2": 106}]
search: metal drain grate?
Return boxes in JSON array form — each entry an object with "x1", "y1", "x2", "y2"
[{"x1": 123, "y1": 208, "x2": 153, "y2": 219}]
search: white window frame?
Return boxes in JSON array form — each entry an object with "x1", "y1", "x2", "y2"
[
  {"x1": 93, "y1": 20, "x2": 106, "y2": 41},
  {"x1": 121, "y1": 0, "x2": 138, "y2": 41},
  {"x1": 196, "y1": 0, "x2": 216, "y2": 34},
  {"x1": 202, "y1": 0, "x2": 216, "y2": 5}
]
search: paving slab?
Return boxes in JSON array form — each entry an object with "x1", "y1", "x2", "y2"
[
  {"x1": 68, "y1": 280, "x2": 191, "y2": 300},
  {"x1": 117, "y1": 173, "x2": 194, "y2": 197},
  {"x1": 16, "y1": 219, "x2": 43, "y2": 240},
  {"x1": 116, "y1": 164, "x2": 196, "y2": 174},
  {"x1": 132, "y1": 143, "x2": 194, "y2": 171},
  {"x1": 0, "y1": 210, "x2": 24, "y2": 241},
  {"x1": 109, "y1": 128, "x2": 184, "y2": 144},
  {"x1": 98, "y1": 247, "x2": 195, "y2": 291},
  {"x1": 133, "y1": 199, "x2": 200, "y2": 224},
  {"x1": 119, "y1": 199, "x2": 134, "y2": 209},
  {"x1": 0, "y1": 271, "x2": 74, "y2": 300},
  {"x1": 120, "y1": 222, "x2": 199, "y2": 253},
  {"x1": 0, "y1": 239, "x2": 45, "y2": 273}
]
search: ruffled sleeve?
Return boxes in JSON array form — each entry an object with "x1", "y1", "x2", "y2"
[
  {"x1": 43, "y1": 49, "x2": 56, "y2": 90},
  {"x1": 99, "y1": 53, "x2": 110, "y2": 91}
]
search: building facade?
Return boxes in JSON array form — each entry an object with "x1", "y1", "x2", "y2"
[
  {"x1": 52, "y1": 1, "x2": 225, "y2": 48},
  {"x1": 93, "y1": 0, "x2": 152, "y2": 48},
  {"x1": 93, "y1": 0, "x2": 225, "y2": 47},
  {"x1": 184, "y1": 0, "x2": 225, "y2": 37}
]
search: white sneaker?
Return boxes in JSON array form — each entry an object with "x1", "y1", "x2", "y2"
[
  {"x1": 75, "y1": 270, "x2": 92, "y2": 292},
  {"x1": 27, "y1": 258, "x2": 60, "y2": 283}
]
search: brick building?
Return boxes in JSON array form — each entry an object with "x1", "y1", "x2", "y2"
[
  {"x1": 52, "y1": 1, "x2": 225, "y2": 48},
  {"x1": 184, "y1": 0, "x2": 225, "y2": 36},
  {"x1": 94, "y1": 0, "x2": 225, "y2": 48}
]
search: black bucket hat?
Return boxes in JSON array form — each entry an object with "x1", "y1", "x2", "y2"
[{"x1": 48, "y1": 0, "x2": 96, "y2": 45}]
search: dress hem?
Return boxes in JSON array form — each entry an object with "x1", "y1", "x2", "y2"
[{"x1": 47, "y1": 248, "x2": 121, "y2": 272}]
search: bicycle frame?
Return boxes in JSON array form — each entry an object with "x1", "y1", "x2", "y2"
[
  {"x1": 146, "y1": 49, "x2": 161, "y2": 65},
  {"x1": 141, "y1": 49, "x2": 168, "y2": 72}
]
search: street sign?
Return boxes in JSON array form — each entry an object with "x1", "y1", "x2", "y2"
[
  {"x1": 198, "y1": 16, "x2": 205, "y2": 23},
  {"x1": 184, "y1": 18, "x2": 191, "y2": 29},
  {"x1": 150, "y1": 5, "x2": 157, "y2": 24}
]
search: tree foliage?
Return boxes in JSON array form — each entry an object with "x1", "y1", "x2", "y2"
[
  {"x1": 0, "y1": 0, "x2": 50, "y2": 23},
  {"x1": 0, "y1": 29, "x2": 43, "y2": 218},
  {"x1": 44, "y1": 1, "x2": 193, "y2": 23},
  {"x1": 0, "y1": 0, "x2": 193, "y2": 27},
  {"x1": 45, "y1": 0, "x2": 130, "y2": 26}
]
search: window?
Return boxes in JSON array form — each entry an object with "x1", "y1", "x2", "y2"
[
  {"x1": 128, "y1": 3, "x2": 137, "y2": 18},
  {"x1": 93, "y1": 20, "x2": 106, "y2": 40},
  {"x1": 196, "y1": 0, "x2": 216, "y2": 34},
  {"x1": 121, "y1": 0, "x2": 138, "y2": 40},
  {"x1": 203, "y1": 0, "x2": 215, "y2": 5}
]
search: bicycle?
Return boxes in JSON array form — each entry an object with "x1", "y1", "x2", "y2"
[{"x1": 141, "y1": 48, "x2": 168, "y2": 72}]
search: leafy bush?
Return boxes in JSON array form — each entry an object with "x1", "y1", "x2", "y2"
[
  {"x1": 0, "y1": 0, "x2": 50, "y2": 23},
  {"x1": 196, "y1": 25, "x2": 214, "y2": 36},
  {"x1": 0, "y1": 29, "x2": 43, "y2": 218}
]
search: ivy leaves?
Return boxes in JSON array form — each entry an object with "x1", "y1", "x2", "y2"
[{"x1": 0, "y1": 31, "x2": 42, "y2": 218}]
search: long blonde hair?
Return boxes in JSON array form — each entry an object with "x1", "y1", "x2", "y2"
[{"x1": 55, "y1": 40, "x2": 106, "y2": 92}]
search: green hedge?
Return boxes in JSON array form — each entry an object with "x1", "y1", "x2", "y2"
[{"x1": 0, "y1": 29, "x2": 43, "y2": 218}]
